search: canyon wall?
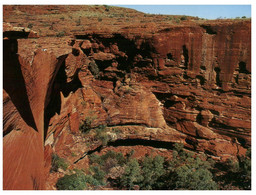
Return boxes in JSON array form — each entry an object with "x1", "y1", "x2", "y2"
[{"x1": 3, "y1": 7, "x2": 251, "y2": 190}]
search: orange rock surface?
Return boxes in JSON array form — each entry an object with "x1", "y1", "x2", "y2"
[{"x1": 3, "y1": 5, "x2": 251, "y2": 190}]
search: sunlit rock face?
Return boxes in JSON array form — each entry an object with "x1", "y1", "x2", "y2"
[{"x1": 3, "y1": 5, "x2": 250, "y2": 190}]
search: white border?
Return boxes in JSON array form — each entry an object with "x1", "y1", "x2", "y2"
[{"x1": 1, "y1": 0, "x2": 255, "y2": 194}]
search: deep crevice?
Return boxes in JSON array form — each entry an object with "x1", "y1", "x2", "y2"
[
  {"x1": 3, "y1": 39, "x2": 38, "y2": 135},
  {"x1": 43, "y1": 59, "x2": 82, "y2": 141},
  {"x1": 214, "y1": 67, "x2": 222, "y2": 87},
  {"x1": 182, "y1": 45, "x2": 189, "y2": 69}
]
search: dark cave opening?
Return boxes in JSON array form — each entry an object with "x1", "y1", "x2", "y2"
[
  {"x1": 182, "y1": 45, "x2": 189, "y2": 69},
  {"x1": 200, "y1": 25, "x2": 217, "y2": 35},
  {"x1": 238, "y1": 61, "x2": 250, "y2": 74},
  {"x1": 214, "y1": 67, "x2": 222, "y2": 87}
]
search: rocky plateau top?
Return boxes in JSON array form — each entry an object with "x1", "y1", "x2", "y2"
[{"x1": 3, "y1": 5, "x2": 251, "y2": 190}]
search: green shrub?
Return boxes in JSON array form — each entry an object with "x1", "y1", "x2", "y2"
[
  {"x1": 92, "y1": 125, "x2": 111, "y2": 146},
  {"x1": 140, "y1": 155, "x2": 166, "y2": 190},
  {"x1": 89, "y1": 150, "x2": 126, "y2": 168},
  {"x1": 103, "y1": 5, "x2": 110, "y2": 12},
  {"x1": 175, "y1": 18, "x2": 180, "y2": 24},
  {"x1": 180, "y1": 15, "x2": 188, "y2": 21},
  {"x1": 56, "y1": 173, "x2": 87, "y2": 190},
  {"x1": 89, "y1": 166, "x2": 106, "y2": 185},
  {"x1": 79, "y1": 115, "x2": 97, "y2": 134},
  {"x1": 56, "y1": 167, "x2": 107, "y2": 190},
  {"x1": 220, "y1": 148, "x2": 251, "y2": 190},
  {"x1": 121, "y1": 159, "x2": 143, "y2": 190},
  {"x1": 88, "y1": 61, "x2": 100, "y2": 78},
  {"x1": 166, "y1": 144, "x2": 217, "y2": 190},
  {"x1": 56, "y1": 31, "x2": 65, "y2": 37},
  {"x1": 51, "y1": 153, "x2": 69, "y2": 172},
  {"x1": 173, "y1": 165, "x2": 217, "y2": 190},
  {"x1": 84, "y1": 174, "x2": 102, "y2": 186}
]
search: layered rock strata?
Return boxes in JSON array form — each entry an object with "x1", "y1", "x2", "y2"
[{"x1": 3, "y1": 7, "x2": 251, "y2": 190}]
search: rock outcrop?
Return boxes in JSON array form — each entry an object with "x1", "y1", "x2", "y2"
[{"x1": 3, "y1": 5, "x2": 251, "y2": 190}]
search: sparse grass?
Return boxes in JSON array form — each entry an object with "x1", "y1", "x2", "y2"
[{"x1": 79, "y1": 115, "x2": 97, "y2": 134}]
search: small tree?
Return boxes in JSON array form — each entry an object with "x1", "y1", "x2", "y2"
[
  {"x1": 166, "y1": 143, "x2": 217, "y2": 190},
  {"x1": 121, "y1": 159, "x2": 143, "y2": 189},
  {"x1": 180, "y1": 15, "x2": 188, "y2": 21},
  {"x1": 140, "y1": 155, "x2": 166, "y2": 189},
  {"x1": 56, "y1": 172, "x2": 86, "y2": 190},
  {"x1": 51, "y1": 153, "x2": 69, "y2": 172},
  {"x1": 79, "y1": 115, "x2": 97, "y2": 134}
]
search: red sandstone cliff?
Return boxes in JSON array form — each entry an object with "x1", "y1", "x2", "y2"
[{"x1": 3, "y1": 5, "x2": 251, "y2": 190}]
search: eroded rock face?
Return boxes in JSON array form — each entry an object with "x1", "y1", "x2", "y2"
[
  {"x1": 3, "y1": 6, "x2": 251, "y2": 190},
  {"x1": 3, "y1": 23, "x2": 65, "y2": 190}
]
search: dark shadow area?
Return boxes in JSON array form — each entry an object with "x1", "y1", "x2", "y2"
[
  {"x1": 73, "y1": 138, "x2": 176, "y2": 164},
  {"x1": 200, "y1": 66, "x2": 206, "y2": 70},
  {"x1": 108, "y1": 139, "x2": 174, "y2": 149},
  {"x1": 43, "y1": 59, "x2": 82, "y2": 141},
  {"x1": 209, "y1": 118, "x2": 237, "y2": 131},
  {"x1": 237, "y1": 137, "x2": 247, "y2": 148},
  {"x1": 214, "y1": 159, "x2": 251, "y2": 190},
  {"x1": 196, "y1": 113, "x2": 202, "y2": 124},
  {"x1": 3, "y1": 31, "x2": 30, "y2": 39},
  {"x1": 72, "y1": 48, "x2": 80, "y2": 56},
  {"x1": 164, "y1": 100, "x2": 176, "y2": 108},
  {"x1": 182, "y1": 45, "x2": 189, "y2": 69},
  {"x1": 214, "y1": 67, "x2": 222, "y2": 87},
  {"x1": 152, "y1": 92, "x2": 172, "y2": 102},
  {"x1": 239, "y1": 61, "x2": 250, "y2": 74},
  {"x1": 3, "y1": 39, "x2": 38, "y2": 135},
  {"x1": 196, "y1": 75, "x2": 206, "y2": 85},
  {"x1": 200, "y1": 25, "x2": 217, "y2": 35},
  {"x1": 73, "y1": 145, "x2": 104, "y2": 164},
  {"x1": 75, "y1": 33, "x2": 151, "y2": 73},
  {"x1": 167, "y1": 53, "x2": 174, "y2": 60},
  {"x1": 185, "y1": 137, "x2": 198, "y2": 149},
  {"x1": 95, "y1": 59, "x2": 113, "y2": 72}
]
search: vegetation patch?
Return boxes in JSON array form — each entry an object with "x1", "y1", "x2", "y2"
[
  {"x1": 51, "y1": 153, "x2": 69, "y2": 172},
  {"x1": 84, "y1": 144, "x2": 251, "y2": 190}
]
